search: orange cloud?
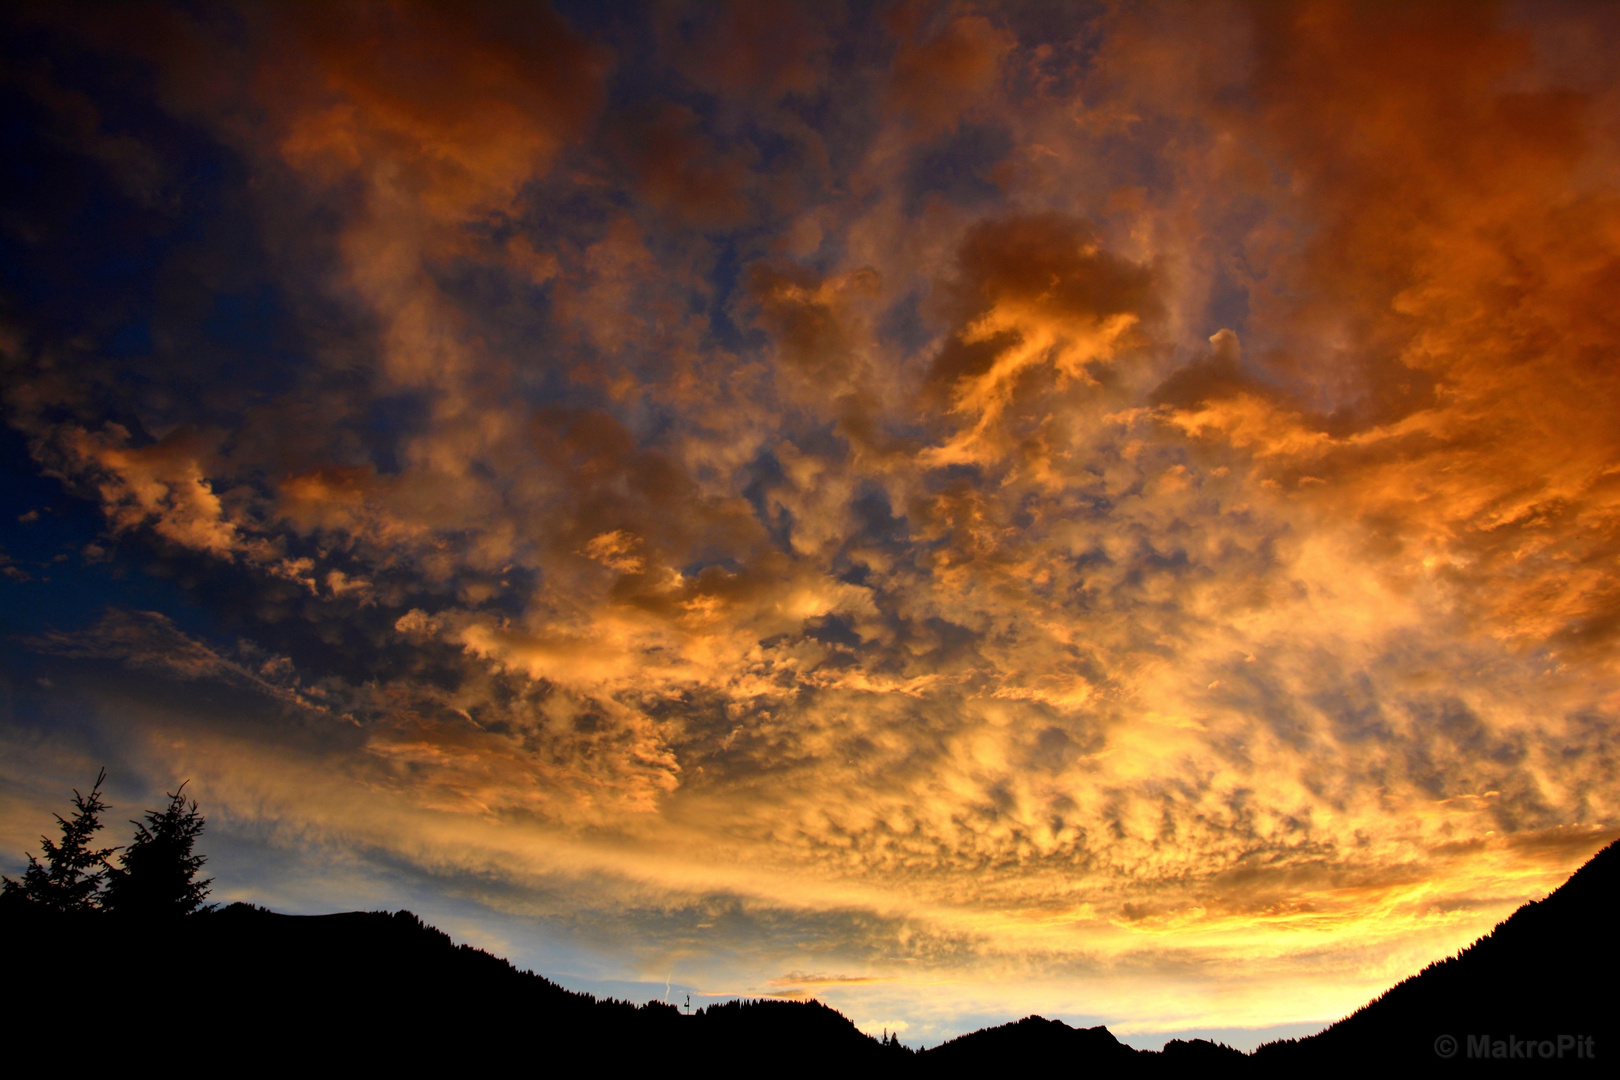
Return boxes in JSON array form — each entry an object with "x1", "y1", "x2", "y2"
[
  {"x1": 887, "y1": 5, "x2": 1017, "y2": 135},
  {"x1": 663, "y1": 1, "x2": 831, "y2": 101},
  {"x1": 272, "y1": 2, "x2": 605, "y2": 223},
  {"x1": 609, "y1": 102, "x2": 754, "y2": 228}
]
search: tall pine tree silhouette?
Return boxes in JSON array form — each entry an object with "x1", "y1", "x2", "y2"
[
  {"x1": 103, "y1": 782, "x2": 212, "y2": 917},
  {"x1": 0, "y1": 768, "x2": 116, "y2": 912}
]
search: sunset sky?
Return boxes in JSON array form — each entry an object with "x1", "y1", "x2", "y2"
[{"x1": 3, "y1": 0, "x2": 1619, "y2": 1049}]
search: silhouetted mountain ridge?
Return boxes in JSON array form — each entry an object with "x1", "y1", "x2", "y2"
[
  {"x1": 5, "y1": 900, "x2": 907, "y2": 1069},
  {"x1": 6, "y1": 838, "x2": 1614, "y2": 1070},
  {"x1": 1255, "y1": 836, "x2": 1617, "y2": 1066},
  {"x1": 924, "y1": 1013, "x2": 1246, "y2": 1070}
]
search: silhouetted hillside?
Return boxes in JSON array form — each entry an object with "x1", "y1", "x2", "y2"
[
  {"x1": 915, "y1": 841, "x2": 1617, "y2": 1070},
  {"x1": 1258, "y1": 838, "x2": 1618, "y2": 1067},
  {"x1": 3, "y1": 902, "x2": 901, "y2": 1070},
  {"x1": 5, "y1": 840, "x2": 1614, "y2": 1071},
  {"x1": 918, "y1": 1014, "x2": 1245, "y2": 1073},
  {"x1": 923, "y1": 1014, "x2": 1140, "y2": 1069}
]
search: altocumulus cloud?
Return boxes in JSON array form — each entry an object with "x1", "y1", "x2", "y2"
[{"x1": 2, "y1": 0, "x2": 1619, "y2": 1046}]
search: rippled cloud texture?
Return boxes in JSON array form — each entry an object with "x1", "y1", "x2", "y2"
[{"x1": 3, "y1": 0, "x2": 1619, "y2": 1044}]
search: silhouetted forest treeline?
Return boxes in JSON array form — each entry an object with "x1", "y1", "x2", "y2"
[
  {"x1": 5, "y1": 902, "x2": 1249, "y2": 1071},
  {"x1": 3, "y1": 776, "x2": 1613, "y2": 1071},
  {"x1": 2, "y1": 769, "x2": 210, "y2": 916}
]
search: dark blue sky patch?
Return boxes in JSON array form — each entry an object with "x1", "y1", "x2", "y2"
[
  {"x1": 849, "y1": 481, "x2": 908, "y2": 547},
  {"x1": 104, "y1": 319, "x2": 154, "y2": 359},
  {"x1": 740, "y1": 448, "x2": 795, "y2": 556},
  {"x1": 926, "y1": 462, "x2": 986, "y2": 490},
  {"x1": 1002, "y1": 2, "x2": 1107, "y2": 100},
  {"x1": 200, "y1": 288, "x2": 285, "y2": 357},
  {"x1": 875, "y1": 289, "x2": 931, "y2": 359},
  {"x1": 679, "y1": 551, "x2": 744, "y2": 581},
  {"x1": 361, "y1": 392, "x2": 433, "y2": 476},
  {"x1": 0, "y1": 427, "x2": 212, "y2": 643},
  {"x1": 804, "y1": 613, "x2": 863, "y2": 649},
  {"x1": 1205, "y1": 262, "x2": 1251, "y2": 337},
  {"x1": 904, "y1": 123, "x2": 1015, "y2": 214}
]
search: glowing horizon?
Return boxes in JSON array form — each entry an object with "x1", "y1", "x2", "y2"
[{"x1": 2, "y1": 0, "x2": 1618, "y2": 1048}]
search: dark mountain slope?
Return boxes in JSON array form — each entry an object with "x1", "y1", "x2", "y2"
[
  {"x1": 3, "y1": 902, "x2": 900, "y2": 1070},
  {"x1": 1257, "y1": 838, "x2": 1618, "y2": 1066},
  {"x1": 918, "y1": 1014, "x2": 1244, "y2": 1074},
  {"x1": 922, "y1": 1014, "x2": 1140, "y2": 1069}
]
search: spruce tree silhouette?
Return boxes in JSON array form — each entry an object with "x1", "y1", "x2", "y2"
[
  {"x1": 103, "y1": 782, "x2": 212, "y2": 917},
  {"x1": 0, "y1": 768, "x2": 115, "y2": 912}
]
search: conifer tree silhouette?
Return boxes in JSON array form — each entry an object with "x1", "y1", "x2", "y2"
[
  {"x1": 102, "y1": 781, "x2": 212, "y2": 917},
  {"x1": 0, "y1": 768, "x2": 116, "y2": 912}
]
